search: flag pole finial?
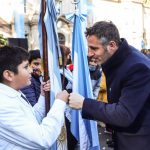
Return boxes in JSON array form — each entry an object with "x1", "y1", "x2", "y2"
[{"x1": 71, "y1": 0, "x2": 80, "y2": 11}]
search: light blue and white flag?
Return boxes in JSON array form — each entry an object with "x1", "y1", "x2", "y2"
[
  {"x1": 66, "y1": 7, "x2": 100, "y2": 150},
  {"x1": 14, "y1": 0, "x2": 25, "y2": 38},
  {"x1": 38, "y1": 0, "x2": 63, "y2": 150}
]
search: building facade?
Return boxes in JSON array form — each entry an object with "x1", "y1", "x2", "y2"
[
  {"x1": 0, "y1": 0, "x2": 150, "y2": 50},
  {"x1": 92, "y1": 0, "x2": 150, "y2": 49}
]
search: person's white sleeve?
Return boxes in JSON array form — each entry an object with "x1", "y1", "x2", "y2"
[
  {"x1": 33, "y1": 95, "x2": 46, "y2": 123},
  {"x1": 0, "y1": 98, "x2": 66, "y2": 149}
]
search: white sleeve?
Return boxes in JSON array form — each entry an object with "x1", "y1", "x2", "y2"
[
  {"x1": 0, "y1": 98, "x2": 66, "y2": 149},
  {"x1": 33, "y1": 95, "x2": 46, "y2": 123}
]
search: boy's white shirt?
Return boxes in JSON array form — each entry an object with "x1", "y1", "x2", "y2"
[{"x1": 0, "y1": 83, "x2": 66, "y2": 150}]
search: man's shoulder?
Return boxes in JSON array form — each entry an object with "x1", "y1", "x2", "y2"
[
  {"x1": 122, "y1": 48, "x2": 150, "y2": 72},
  {"x1": 129, "y1": 48, "x2": 150, "y2": 64}
]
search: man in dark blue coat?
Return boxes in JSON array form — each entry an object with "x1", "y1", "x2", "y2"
[{"x1": 68, "y1": 21, "x2": 150, "y2": 150}]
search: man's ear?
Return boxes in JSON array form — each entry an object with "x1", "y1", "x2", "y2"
[
  {"x1": 3, "y1": 70, "x2": 14, "y2": 81},
  {"x1": 107, "y1": 41, "x2": 118, "y2": 55}
]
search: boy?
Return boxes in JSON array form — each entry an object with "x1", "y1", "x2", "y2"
[{"x1": 0, "y1": 46, "x2": 69, "y2": 150}]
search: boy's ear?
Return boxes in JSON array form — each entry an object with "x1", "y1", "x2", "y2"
[{"x1": 3, "y1": 70, "x2": 14, "y2": 81}]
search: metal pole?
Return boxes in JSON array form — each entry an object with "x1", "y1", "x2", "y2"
[{"x1": 42, "y1": 0, "x2": 50, "y2": 115}]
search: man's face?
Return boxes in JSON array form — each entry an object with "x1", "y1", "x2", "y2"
[
  {"x1": 11, "y1": 60, "x2": 32, "y2": 90},
  {"x1": 87, "y1": 35, "x2": 112, "y2": 66},
  {"x1": 30, "y1": 58, "x2": 42, "y2": 77}
]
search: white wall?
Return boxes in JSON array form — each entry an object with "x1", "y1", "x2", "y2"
[{"x1": 92, "y1": 0, "x2": 144, "y2": 49}]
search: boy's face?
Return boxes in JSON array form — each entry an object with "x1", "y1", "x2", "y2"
[
  {"x1": 30, "y1": 58, "x2": 42, "y2": 77},
  {"x1": 10, "y1": 60, "x2": 32, "y2": 90}
]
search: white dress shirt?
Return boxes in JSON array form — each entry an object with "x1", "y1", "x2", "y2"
[{"x1": 0, "y1": 83, "x2": 66, "y2": 150}]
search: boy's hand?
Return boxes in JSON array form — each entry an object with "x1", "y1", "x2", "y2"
[
  {"x1": 56, "y1": 90, "x2": 69, "y2": 103},
  {"x1": 41, "y1": 80, "x2": 50, "y2": 96}
]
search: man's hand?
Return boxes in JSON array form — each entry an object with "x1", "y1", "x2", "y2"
[
  {"x1": 56, "y1": 90, "x2": 69, "y2": 103},
  {"x1": 69, "y1": 93, "x2": 85, "y2": 109}
]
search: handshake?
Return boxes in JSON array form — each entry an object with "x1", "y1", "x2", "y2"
[
  {"x1": 41, "y1": 81, "x2": 84, "y2": 109},
  {"x1": 56, "y1": 90, "x2": 84, "y2": 109}
]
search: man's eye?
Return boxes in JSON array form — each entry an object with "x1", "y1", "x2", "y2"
[
  {"x1": 89, "y1": 47, "x2": 97, "y2": 51},
  {"x1": 93, "y1": 47, "x2": 98, "y2": 50}
]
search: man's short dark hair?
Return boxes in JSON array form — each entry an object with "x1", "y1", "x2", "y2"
[
  {"x1": 28, "y1": 50, "x2": 41, "y2": 64},
  {"x1": 0, "y1": 46, "x2": 29, "y2": 82},
  {"x1": 85, "y1": 21, "x2": 121, "y2": 46}
]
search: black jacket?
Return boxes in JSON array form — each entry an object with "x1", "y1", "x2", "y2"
[{"x1": 82, "y1": 39, "x2": 150, "y2": 150}]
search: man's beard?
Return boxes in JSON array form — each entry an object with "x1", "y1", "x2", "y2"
[{"x1": 101, "y1": 47, "x2": 111, "y2": 64}]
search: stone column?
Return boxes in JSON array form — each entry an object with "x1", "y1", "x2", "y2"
[{"x1": 28, "y1": 12, "x2": 39, "y2": 50}]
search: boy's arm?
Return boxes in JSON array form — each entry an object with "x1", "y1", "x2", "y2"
[
  {"x1": 33, "y1": 80, "x2": 50, "y2": 122},
  {"x1": 33, "y1": 95, "x2": 46, "y2": 122},
  {"x1": 0, "y1": 91, "x2": 68, "y2": 149}
]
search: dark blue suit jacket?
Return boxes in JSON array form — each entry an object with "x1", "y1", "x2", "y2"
[{"x1": 82, "y1": 39, "x2": 150, "y2": 150}]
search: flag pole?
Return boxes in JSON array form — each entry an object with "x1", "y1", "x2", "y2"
[{"x1": 42, "y1": 0, "x2": 50, "y2": 114}]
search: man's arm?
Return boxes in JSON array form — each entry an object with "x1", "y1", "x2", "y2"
[{"x1": 69, "y1": 64, "x2": 150, "y2": 127}]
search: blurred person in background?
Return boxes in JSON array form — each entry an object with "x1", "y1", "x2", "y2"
[
  {"x1": 59, "y1": 44, "x2": 78, "y2": 150},
  {"x1": 21, "y1": 49, "x2": 42, "y2": 106},
  {"x1": 88, "y1": 57, "x2": 102, "y2": 99},
  {"x1": 141, "y1": 49, "x2": 150, "y2": 59}
]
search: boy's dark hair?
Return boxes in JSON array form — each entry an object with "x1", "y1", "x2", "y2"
[
  {"x1": 29, "y1": 50, "x2": 41, "y2": 64},
  {"x1": 0, "y1": 46, "x2": 29, "y2": 82},
  {"x1": 85, "y1": 21, "x2": 121, "y2": 46}
]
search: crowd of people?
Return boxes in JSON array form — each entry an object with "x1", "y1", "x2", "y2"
[{"x1": 0, "y1": 20, "x2": 149, "y2": 150}]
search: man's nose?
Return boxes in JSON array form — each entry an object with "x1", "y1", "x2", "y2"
[{"x1": 88, "y1": 49, "x2": 94, "y2": 57}]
